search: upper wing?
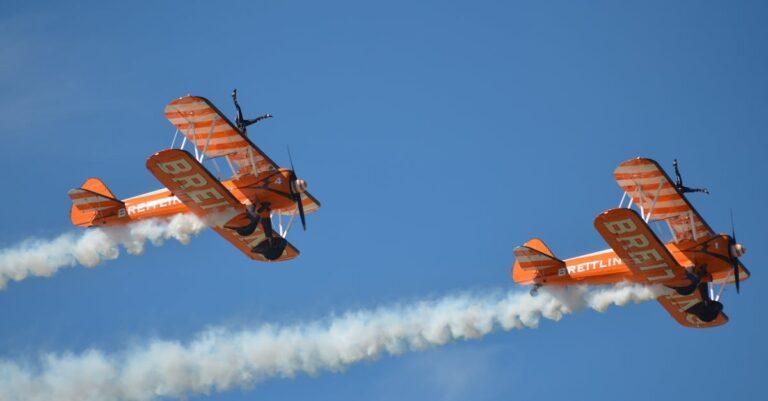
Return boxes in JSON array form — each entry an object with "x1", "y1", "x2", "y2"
[
  {"x1": 164, "y1": 95, "x2": 322, "y2": 215},
  {"x1": 657, "y1": 291, "x2": 728, "y2": 328},
  {"x1": 146, "y1": 149, "x2": 298, "y2": 262},
  {"x1": 163, "y1": 96, "x2": 279, "y2": 177},
  {"x1": 594, "y1": 208, "x2": 689, "y2": 285},
  {"x1": 613, "y1": 158, "x2": 715, "y2": 242}
]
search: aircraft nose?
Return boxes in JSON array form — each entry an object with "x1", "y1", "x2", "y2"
[
  {"x1": 731, "y1": 243, "x2": 746, "y2": 257},
  {"x1": 292, "y1": 178, "x2": 308, "y2": 193}
]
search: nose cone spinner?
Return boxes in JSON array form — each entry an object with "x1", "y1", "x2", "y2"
[
  {"x1": 292, "y1": 178, "x2": 308, "y2": 193},
  {"x1": 731, "y1": 243, "x2": 746, "y2": 258}
]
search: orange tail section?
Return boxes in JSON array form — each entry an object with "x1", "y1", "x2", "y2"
[
  {"x1": 68, "y1": 178, "x2": 125, "y2": 227},
  {"x1": 512, "y1": 238, "x2": 564, "y2": 285}
]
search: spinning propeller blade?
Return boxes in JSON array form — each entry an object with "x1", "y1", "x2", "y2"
[
  {"x1": 287, "y1": 146, "x2": 307, "y2": 231},
  {"x1": 730, "y1": 209, "x2": 740, "y2": 294}
]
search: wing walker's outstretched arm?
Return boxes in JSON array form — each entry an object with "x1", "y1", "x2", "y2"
[
  {"x1": 231, "y1": 89, "x2": 273, "y2": 135},
  {"x1": 673, "y1": 159, "x2": 709, "y2": 194}
]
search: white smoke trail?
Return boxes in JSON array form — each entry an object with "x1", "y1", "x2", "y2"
[
  {"x1": 0, "y1": 284, "x2": 668, "y2": 401},
  {"x1": 0, "y1": 213, "x2": 207, "y2": 289}
]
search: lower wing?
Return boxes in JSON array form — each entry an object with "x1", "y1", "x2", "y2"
[
  {"x1": 594, "y1": 208, "x2": 689, "y2": 285},
  {"x1": 657, "y1": 291, "x2": 728, "y2": 328}
]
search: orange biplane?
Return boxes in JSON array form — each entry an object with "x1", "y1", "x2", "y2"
[
  {"x1": 512, "y1": 158, "x2": 749, "y2": 328},
  {"x1": 68, "y1": 90, "x2": 320, "y2": 262}
]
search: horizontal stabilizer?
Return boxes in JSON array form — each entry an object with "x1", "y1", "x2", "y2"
[
  {"x1": 68, "y1": 178, "x2": 124, "y2": 226},
  {"x1": 68, "y1": 188, "x2": 122, "y2": 212},
  {"x1": 514, "y1": 238, "x2": 564, "y2": 272}
]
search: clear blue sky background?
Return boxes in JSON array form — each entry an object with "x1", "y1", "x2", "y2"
[{"x1": 1, "y1": 1, "x2": 766, "y2": 400}]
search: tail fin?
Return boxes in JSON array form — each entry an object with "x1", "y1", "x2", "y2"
[
  {"x1": 68, "y1": 178, "x2": 124, "y2": 227},
  {"x1": 511, "y1": 238, "x2": 564, "y2": 284}
]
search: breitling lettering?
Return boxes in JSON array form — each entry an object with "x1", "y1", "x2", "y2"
[
  {"x1": 156, "y1": 158, "x2": 230, "y2": 211},
  {"x1": 664, "y1": 292, "x2": 706, "y2": 326},
  {"x1": 558, "y1": 256, "x2": 624, "y2": 276},
  {"x1": 127, "y1": 197, "x2": 183, "y2": 216},
  {"x1": 603, "y1": 217, "x2": 675, "y2": 282}
]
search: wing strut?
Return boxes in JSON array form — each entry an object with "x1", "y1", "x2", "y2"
[
  {"x1": 199, "y1": 114, "x2": 219, "y2": 163},
  {"x1": 170, "y1": 128, "x2": 180, "y2": 148},
  {"x1": 644, "y1": 180, "x2": 665, "y2": 222}
]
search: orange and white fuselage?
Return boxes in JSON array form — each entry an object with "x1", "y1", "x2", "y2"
[
  {"x1": 512, "y1": 236, "x2": 737, "y2": 287},
  {"x1": 71, "y1": 169, "x2": 303, "y2": 227}
]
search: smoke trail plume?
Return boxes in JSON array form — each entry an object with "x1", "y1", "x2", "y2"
[
  {"x1": 0, "y1": 213, "x2": 206, "y2": 289},
  {"x1": 0, "y1": 284, "x2": 668, "y2": 401}
]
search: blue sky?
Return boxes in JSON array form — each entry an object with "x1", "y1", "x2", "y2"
[{"x1": 1, "y1": 1, "x2": 766, "y2": 400}]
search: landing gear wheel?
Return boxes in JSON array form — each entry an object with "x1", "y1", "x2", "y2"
[
  {"x1": 670, "y1": 266, "x2": 707, "y2": 296},
  {"x1": 233, "y1": 215, "x2": 260, "y2": 236},
  {"x1": 251, "y1": 237, "x2": 288, "y2": 261},
  {"x1": 686, "y1": 300, "x2": 723, "y2": 323},
  {"x1": 669, "y1": 275, "x2": 700, "y2": 296},
  {"x1": 225, "y1": 207, "x2": 261, "y2": 237}
]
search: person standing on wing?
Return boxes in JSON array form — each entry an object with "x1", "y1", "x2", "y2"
[
  {"x1": 232, "y1": 88, "x2": 273, "y2": 135},
  {"x1": 673, "y1": 159, "x2": 710, "y2": 194}
]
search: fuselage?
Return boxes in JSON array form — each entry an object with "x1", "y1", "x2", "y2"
[
  {"x1": 97, "y1": 169, "x2": 301, "y2": 226},
  {"x1": 513, "y1": 235, "x2": 737, "y2": 287}
]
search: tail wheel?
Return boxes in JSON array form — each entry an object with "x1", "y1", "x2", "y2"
[
  {"x1": 224, "y1": 209, "x2": 261, "y2": 237},
  {"x1": 669, "y1": 267, "x2": 705, "y2": 296}
]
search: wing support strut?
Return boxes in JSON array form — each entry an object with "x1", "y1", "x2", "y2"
[
  {"x1": 198, "y1": 115, "x2": 219, "y2": 163},
  {"x1": 644, "y1": 180, "x2": 664, "y2": 222}
]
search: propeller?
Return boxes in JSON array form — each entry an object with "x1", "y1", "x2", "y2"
[
  {"x1": 287, "y1": 146, "x2": 307, "y2": 231},
  {"x1": 729, "y1": 210, "x2": 741, "y2": 294}
]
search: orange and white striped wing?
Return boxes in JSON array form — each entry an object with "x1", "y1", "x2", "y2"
[
  {"x1": 613, "y1": 158, "x2": 714, "y2": 242},
  {"x1": 164, "y1": 96, "x2": 279, "y2": 177}
]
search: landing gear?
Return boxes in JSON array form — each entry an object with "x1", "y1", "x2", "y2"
[
  {"x1": 251, "y1": 236, "x2": 288, "y2": 261},
  {"x1": 685, "y1": 282, "x2": 723, "y2": 323},
  {"x1": 225, "y1": 202, "x2": 289, "y2": 260},
  {"x1": 230, "y1": 205, "x2": 260, "y2": 236},
  {"x1": 246, "y1": 202, "x2": 289, "y2": 260},
  {"x1": 673, "y1": 159, "x2": 709, "y2": 195},
  {"x1": 232, "y1": 89, "x2": 272, "y2": 135}
]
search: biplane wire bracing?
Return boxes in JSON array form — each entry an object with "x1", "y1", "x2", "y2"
[
  {"x1": 68, "y1": 91, "x2": 320, "y2": 262},
  {"x1": 512, "y1": 158, "x2": 750, "y2": 328}
]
